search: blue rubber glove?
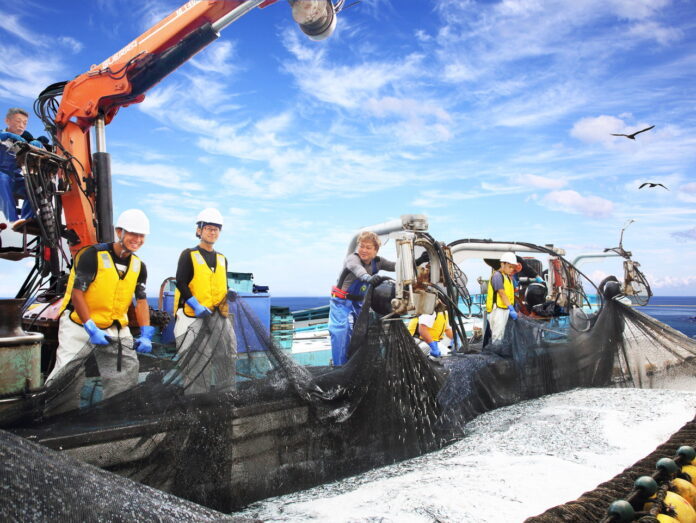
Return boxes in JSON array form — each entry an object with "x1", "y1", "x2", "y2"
[
  {"x1": 0, "y1": 131, "x2": 26, "y2": 143},
  {"x1": 135, "y1": 325, "x2": 155, "y2": 354},
  {"x1": 186, "y1": 296, "x2": 211, "y2": 318},
  {"x1": 428, "y1": 340, "x2": 441, "y2": 357},
  {"x1": 535, "y1": 276, "x2": 544, "y2": 284},
  {"x1": 29, "y1": 139, "x2": 44, "y2": 149},
  {"x1": 83, "y1": 319, "x2": 111, "y2": 345},
  {"x1": 508, "y1": 305, "x2": 518, "y2": 320}
]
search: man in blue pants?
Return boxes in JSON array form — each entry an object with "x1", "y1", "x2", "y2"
[
  {"x1": 328, "y1": 231, "x2": 395, "y2": 366},
  {"x1": 0, "y1": 108, "x2": 40, "y2": 224}
]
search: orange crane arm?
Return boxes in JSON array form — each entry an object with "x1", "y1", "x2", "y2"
[{"x1": 53, "y1": 0, "x2": 283, "y2": 255}]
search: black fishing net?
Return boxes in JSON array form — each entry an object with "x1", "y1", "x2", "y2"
[
  {"x1": 0, "y1": 428, "x2": 254, "y2": 522},
  {"x1": 436, "y1": 298, "x2": 696, "y2": 433},
  {"x1": 2, "y1": 289, "x2": 444, "y2": 514},
  {"x1": 2, "y1": 285, "x2": 696, "y2": 518}
]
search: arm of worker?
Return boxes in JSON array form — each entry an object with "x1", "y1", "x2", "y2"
[
  {"x1": 0, "y1": 131, "x2": 26, "y2": 143},
  {"x1": 175, "y1": 249, "x2": 211, "y2": 317},
  {"x1": 497, "y1": 288, "x2": 518, "y2": 320},
  {"x1": 133, "y1": 265, "x2": 155, "y2": 353},
  {"x1": 71, "y1": 289, "x2": 92, "y2": 325},
  {"x1": 133, "y1": 264, "x2": 149, "y2": 327},
  {"x1": 345, "y1": 253, "x2": 370, "y2": 281},
  {"x1": 69, "y1": 248, "x2": 111, "y2": 345},
  {"x1": 378, "y1": 257, "x2": 396, "y2": 273},
  {"x1": 71, "y1": 289, "x2": 111, "y2": 345},
  {"x1": 418, "y1": 323, "x2": 435, "y2": 344},
  {"x1": 175, "y1": 249, "x2": 194, "y2": 303}
]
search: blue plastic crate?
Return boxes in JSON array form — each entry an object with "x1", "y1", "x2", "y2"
[{"x1": 227, "y1": 272, "x2": 254, "y2": 293}]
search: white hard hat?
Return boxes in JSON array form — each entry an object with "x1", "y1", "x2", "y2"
[
  {"x1": 500, "y1": 252, "x2": 517, "y2": 265},
  {"x1": 116, "y1": 209, "x2": 150, "y2": 234},
  {"x1": 196, "y1": 208, "x2": 223, "y2": 228}
]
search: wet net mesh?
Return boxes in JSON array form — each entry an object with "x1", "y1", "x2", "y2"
[
  {"x1": 2, "y1": 289, "x2": 696, "y2": 517},
  {"x1": 437, "y1": 299, "x2": 696, "y2": 432}
]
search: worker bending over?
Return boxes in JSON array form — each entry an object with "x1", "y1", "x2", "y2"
[
  {"x1": 46, "y1": 209, "x2": 153, "y2": 411},
  {"x1": 174, "y1": 208, "x2": 236, "y2": 392},
  {"x1": 408, "y1": 301, "x2": 453, "y2": 363},
  {"x1": 486, "y1": 252, "x2": 519, "y2": 343},
  {"x1": 328, "y1": 231, "x2": 395, "y2": 366}
]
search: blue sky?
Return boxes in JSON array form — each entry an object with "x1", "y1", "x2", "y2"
[{"x1": 1, "y1": 0, "x2": 695, "y2": 297}]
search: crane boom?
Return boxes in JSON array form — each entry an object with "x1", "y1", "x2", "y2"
[
  {"x1": 54, "y1": 1, "x2": 276, "y2": 254},
  {"x1": 12, "y1": 0, "x2": 338, "y2": 307}
]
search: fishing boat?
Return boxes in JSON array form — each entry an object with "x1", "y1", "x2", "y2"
[
  {"x1": 3, "y1": 215, "x2": 696, "y2": 518},
  {"x1": 0, "y1": 1, "x2": 693, "y2": 516}
]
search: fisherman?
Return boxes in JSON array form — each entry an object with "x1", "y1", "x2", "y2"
[
  {"x1": 173, "y1": 207, "x2": 236, "y2": 392},
  {"x1": 485, "y1": 252, "x2": 519, "y2": 343},
  {"x1": 408, "y1": 302, "x2": 453, "y2": 363},
  {"x1": 46, "y1": 209, "x2": 153, "y2": 411},
  {"x1": 328, "y1": 231, "x2": 395, "y2": 366},
  {"x1": 0, "y1": 108, "x2": 40, "y2": 225}
]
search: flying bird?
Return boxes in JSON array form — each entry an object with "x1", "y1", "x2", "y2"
[
  {"x1": 639, "y1": 182, "x2": 669, "y2": 191},
  {"x1": 611, "y1": 125, "x2": 655, "y2": 140}
]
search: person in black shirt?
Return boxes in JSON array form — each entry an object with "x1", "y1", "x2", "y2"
[
  {"x1": 46, "y1": 209, "x2": 153, "y2": 412},
  {"x1": 174, "y1": 208, "x2": 236, "y2": 393}
]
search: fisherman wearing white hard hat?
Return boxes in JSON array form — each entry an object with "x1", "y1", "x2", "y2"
[
  {"x1": 485, "y1": 251, "x2": 520, "y2": 344},
  {"x1": 46, "y1": 209, "x2": 153, "y2": 413},
  {"x1": 173, "y1": 207, "x2": 236, "y2": 393}
]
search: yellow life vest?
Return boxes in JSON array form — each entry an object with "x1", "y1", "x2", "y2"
[
  {"x1": 59, "y1": 244, "x2": 142, "y2": 329},
  {"x1": 486, "y1": 271, "x2": 514, "y2": 313},
  {"x1": 182, "y1": 250, "x2": 228, "y2": 317},
  {"x1": 407, "y1": 312, "x2": 449, "y2": 341}
]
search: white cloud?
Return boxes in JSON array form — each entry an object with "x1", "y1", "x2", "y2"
[
  {"x1": 0, "y1": 11, "x2": 45, "y2": 46},
  {"x1": 672, "y1": 227, "x2": 696, "y2": 242},
  {"x1": 541, "y1": 190, "x2": 614, "y2": 218},
  {"x1": 517, "y1": 174, "x2": 567, "y2": 190},
  {"x1": 626, "y1": 20, "x2": 681, "y2": 45},
  {"x1": 571, "y1": 115, "x2": 626, "y2": 144},
  {"x1": 190, "y1": 41, "x2": 238, "y2": 76},
  {"x1": 412, "y1": 184, "x2": 528, "y2": 208},
  {"x1": 415, "y1": 29, "x2": 432, "y2": 43},
  {"x1": 111, "y1": 161, "x2": 206, "y2": 192},
  {"x1": 0, "y1": 44, "x2": 67, "y2": 100},
  {"x1": 648, "y1": 275, "x2": 696, "y2": 289},
  {"x1": 286, "y1": 53, "x2": 425, "y2": 110},
  {"x1": 58, "y1": 36, "x2": 83, "y2": 54}
]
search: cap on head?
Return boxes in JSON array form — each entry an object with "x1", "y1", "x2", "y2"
[
  {"x1": 116, "y1": 209, "x2": 150, "y2": 234},
  {"x1": 500, "y1": 252, "x2": 517, "y2": 265},
  {"x1": 196, "y1": 208, "x2": 223, "y2": 228}
]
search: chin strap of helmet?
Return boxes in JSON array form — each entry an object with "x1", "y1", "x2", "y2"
[{"x1": 116, "y1": 229, "x2": 133, "y2": 257}]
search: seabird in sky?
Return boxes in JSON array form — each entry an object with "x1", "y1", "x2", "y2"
[
  {"x1": 639, "y1": 182, "x2": 669, "y2": 190},
  {"x1": 611, "y1": 125, "x2": 655, "y2": 140}
]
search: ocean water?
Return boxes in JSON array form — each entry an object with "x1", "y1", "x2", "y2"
[
  {"x1": 271, "y1": 296, "x2": 329, "y2": 312},
  {"x1": 640, "y1": 295, "x2": 696, "y2": 338},
  {"x1": 274, "y1": 295, "x2": 696, "y2": 338}
]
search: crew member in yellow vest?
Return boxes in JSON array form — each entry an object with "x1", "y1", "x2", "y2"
[
  {"x1": 486, "y1": 252, "x2": 519, "y2": 343},
  {"x1": 45, "y1": 209, "x2": 153, "y2": 412},
  {"x1": 408, "y1": 305, "x2": 453, "y2": 363},
  {"x1": 174, "y1": 207, "x2": 236, "y2": 393}
]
